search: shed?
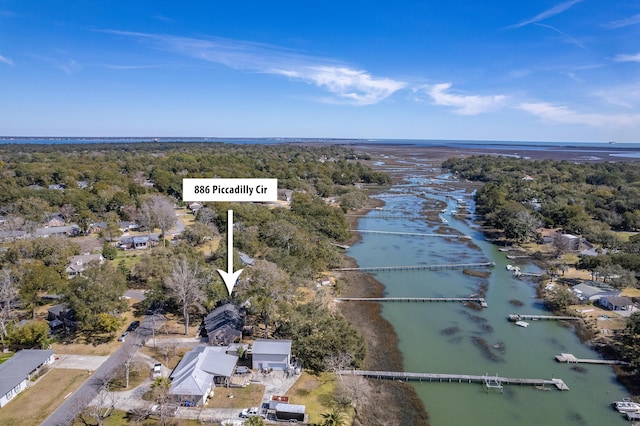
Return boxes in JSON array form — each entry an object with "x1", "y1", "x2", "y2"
[{"x1": 251, "y1": 339, "x2": 292, "y2": 371}]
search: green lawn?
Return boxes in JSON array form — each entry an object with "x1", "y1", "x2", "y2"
[{"x1": 0, "y1": 352, "x2": 13, "y2": 364}]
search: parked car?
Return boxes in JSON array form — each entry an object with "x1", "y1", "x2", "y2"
[
  {"x1": 240, "y1": 407, "x2": 260, "y2": 418},
  {"x1": 127, "y1": 320, "x2": 140, "y2": 331},
  {"x1": 118, "y1": 331, "x2": 129, "y2": 342}
]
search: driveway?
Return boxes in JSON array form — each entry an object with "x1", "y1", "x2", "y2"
[{"x1": 52, "y1": 354, "x2": 109, "y2": 371}]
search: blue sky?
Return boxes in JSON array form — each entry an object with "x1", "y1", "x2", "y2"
[{"x1": 1, "y1": 1, "x2": 639, "y2": 142}]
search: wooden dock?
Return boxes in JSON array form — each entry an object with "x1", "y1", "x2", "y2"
[
  {"x1": 336, "y1": 297, "x2": 487, "y2": 307},
  {"x1": 338, "y1": 370, "x2": 569, "y2": 391},
  {"x1": 555, "y1": 353, "x2": 630, "y2": 366},
  {"x1": 332, "y1": 261, "x2": 495, "y2": 273},
  {"x1": 508, "y1": 314, "x2": 579, "y2": 322},
  {"x1": 352, "y1": 229, "x2": 471, "y2": 239}
]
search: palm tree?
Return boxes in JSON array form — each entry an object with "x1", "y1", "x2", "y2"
[
  {"x1": 244, "y1": 416, "x2": 265, "y2": 426},
  {"x1": 320, "y1": 409, "x2": 346, "y2": 426}
]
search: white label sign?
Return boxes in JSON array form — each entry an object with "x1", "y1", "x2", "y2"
[{"x1": 183, "y1": 178, "x2": 278, "y2": 202}]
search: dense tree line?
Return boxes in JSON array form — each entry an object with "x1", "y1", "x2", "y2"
[
  {"x1": 443, "y1": 155, "x2": 640, "y2": 278},
  {"x1": 0, "y1": 142, "x2": 382, "y2": 366}
]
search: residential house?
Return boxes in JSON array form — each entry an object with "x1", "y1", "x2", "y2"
[
  {"x1": 251, "y1": 339, "x2": 292, "y2": 371},
  {"x1": 118, "y1": 221, "x2": 139, "y2": 234},
  {"x1": 0, "y1": 349, "x2": 55, "y2": 408},
  {"x1": 202, "y1": 303, "x2": 245, "y2": 346},
  {"x1": 66, "y1": 254, "x2": 104, "y2": 278},
  {"x1": 117, "y1": 235, "x2": 158, "y2": 250},
  {"x1": 599, "y1": 296, "x2": 634, "y2": 311},
  {"x1": 169, "y1": 346, "x2": 238, "y2": 406},
  {"x1": 238, "y1": 252, "x2": 255, "y2": 267},
  {"x1": 571, "y1": 282, "x2": 620, "y2": 302},
  {"x1": 35, "y1": 225, "x2": 80, "y2": 238},
  {"x1": 45, "y1": 214, "x2": 65, "y2": 228},
  {"x1": 187, "y1": 202, "x2": 203, "y2": 213},
  {"x1": 559, "y1": 233, "x2": 587, "y2": 251},
  {"x1": 47, "y1": 304, "x2": 76, "y2": 331}
]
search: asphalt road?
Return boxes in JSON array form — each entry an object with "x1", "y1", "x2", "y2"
[{"x1": 40, "y1": 317, "x2": 155, "y2": 426}]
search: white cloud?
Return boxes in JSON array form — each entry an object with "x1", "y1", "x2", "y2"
[
  {"x1": 271, "y1": 66, "x2": 406, "y2": 105},
  {"x1": 614, "y1": 53, "x2": 640, "y2": 63},
  {"x1": 603, "y1": 13, "x2": 640, "y2": 29},
  {"x1": 519, "y1": 102, "x2": 640, "y2": 127},
  {"x1": 0, "y1": 54, "x2": 14, "y2": 66},
  {"x1": 102, "y1": 30, "x2": 406, "y2": 105},
  {"x1": 507, "y1": 0, "x2": 583, "y2": 29},
  {"x1": 420, "y1": 83, "x2": 506, "y2": 115}
]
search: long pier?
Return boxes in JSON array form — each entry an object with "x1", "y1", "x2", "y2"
[
  {"x1": 508, "y1": 314, "x2": 579, "y2": 322},
  {"x1": 346, "y1": 215, "x2": 418, "y2": 219},
  {"x1": 352, "y1": 229, "x2": 471, "y2": 239},
  {"x1": 336, "y1": 297, "x2": 487, "y2": 307},
  {"x1": 332, "y1": 261, "x2": 495, "y2": 273},
  {"x1": 555, "y1": 353, "x2": 630, "y2": 366},
  {"x1": 338, "y1": 370, "x2": 569, "y2": 391}
]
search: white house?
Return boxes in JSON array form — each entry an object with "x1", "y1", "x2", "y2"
[
  {"x1": 0, "y1": 349, "x2": 55, "y2": 408},
  {"x1": 169, "y1": 346, "x2": 238, "y2": 406},
  {"x1": 65, "y1": 254, "x2": 104, "y2": 278},
  {"x1": 251, "y1": 339, "x2": 292, "y2": 371}
]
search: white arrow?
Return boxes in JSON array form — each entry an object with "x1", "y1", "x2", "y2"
[{"x1": 217, "y1": 209, "x2": 243, "y2": 296}]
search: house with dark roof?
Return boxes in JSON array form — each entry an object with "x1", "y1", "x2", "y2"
[
  {"x1": 169, "y1": 346, "x2": 238, "y2": 406},
  {"x1": 117, "y1": 235, "x2": 158, "y2": 250},
  {"x1": 251, "y1": 339, "x2": 292, "y2": 371},
  {"x1": 599, "y1": 296, "x2": 634, "y2": 311},
  {"x1": 0, "y1": 349, "x2": 55, "y2": 408},
  {"x1": 47, "y1": 304, "x2": 76, "y2": 331},
  {"x1": 202, "y1": 303, "x2": 245, "y2": 346}
]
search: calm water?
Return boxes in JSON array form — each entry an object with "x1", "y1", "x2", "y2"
[{"x1": 347, "y1": 176, "x2": 630, "y2": 425}]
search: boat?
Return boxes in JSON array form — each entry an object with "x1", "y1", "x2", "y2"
[
  {"x1": 515, "y1": 321, "x2": 529, "y2": 327},
  {"x1": 613, "y1": 398, "x2": 640, "y2": 413}
]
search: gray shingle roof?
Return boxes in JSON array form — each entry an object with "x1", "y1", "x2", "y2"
[
  {"x1": 252, "y1": 339, "x2": 292, "y2": 356},
  {"x1": 0, "y1": 349, "x2": 54, "y2": 397}
]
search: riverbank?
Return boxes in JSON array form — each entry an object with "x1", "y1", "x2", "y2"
[
  {"x1": 335, "y1": 197, "x2": 430, "y2": 426},
  {"x1": 339, "y1": 144, "x2": 639, "y2": 423}
]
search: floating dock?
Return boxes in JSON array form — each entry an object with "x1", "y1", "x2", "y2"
[
  {"x1": 508, "y1": 314, "x2": 579, "y2": 322},
  {"x1": 336, "y1": 297, "x2": 487, "y2": 307},
  {"x1": 338, "y1": 370, "x2": 569, "y2": 391},
  {"x1": 555, "y1": 353, "x2": 630, "y2": 366}
]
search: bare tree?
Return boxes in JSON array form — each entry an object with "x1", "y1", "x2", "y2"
[
  {"x1": 3, "y1": 214, "x2": 25, "y2": 242},
  {"x1": 150, "y1": 377, "x2": 172, "y2": 426},
  {"x1": 165, "y1": 257, "x2": 205, "y2": 335},
  {"x1": 123, "y1": 345, "x2": 139, "y2": 389},
  {"x1": 323, "y1": 353, "x2": 354, "y2": 380},
  {"x1": 59, "y1": 204, "x2": 77, "y2": 223},
  {"x1": 78, "y1": 383, "x2": 117, "y2": 426},
  {"x1": 159, "y1": 342, "x2": 179, "y2": 365},
  {"x1": 140, "y1": 195, "x2": 177, "y2": 239},
  {"x1": 0, "y1": 269, "x2": 18, "y2": 344},
  {"x1": 334, "y1": 375, "x2": 372, "y2": 423}
]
